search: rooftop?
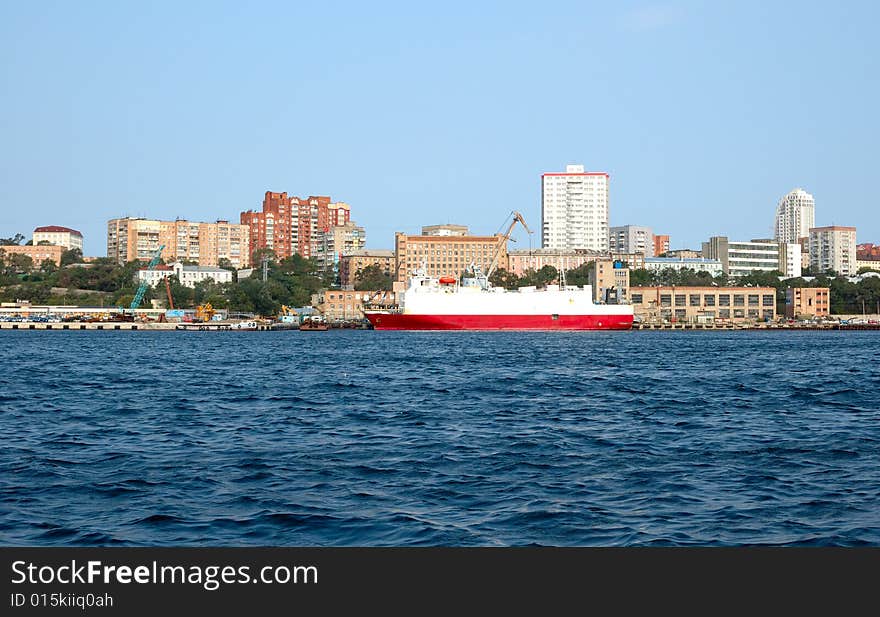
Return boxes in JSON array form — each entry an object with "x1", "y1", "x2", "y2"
[{"x1": 34, "y1": 225, "x2": 82, "y2": 236}]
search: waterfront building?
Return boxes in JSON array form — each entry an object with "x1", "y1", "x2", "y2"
[
  {"x1": 609, "y1": 225, "x2": 653, "y2": 256},
  {"x1": 701, "y1": 236, "x2": 781, "y2": 278},
  {"x1": 311, "y1": 289, "x2": 398, "y2": 322},
  {"x1": 135, "y1": 262, "x2": 233, "y2": 289},
  {"x1": 653, "y1": 234, "x2": 670, "y2": 256},
  {"x1": 338, "y1": 249, "x2": 395, "y2": 288},
  {"x1": 106, "y1": 217, "x2": 250, "y2": 268},
  {"x1": 32, "y1": 226, "x2": 83, "y2": 251},
  {"x1": 775, "y1": 188, "x2": 815, "y2": 244},
  {"x1": 809, "y1": 226, "x2": 857, "y2": 275},
  {"x1": 0, "y1": 244, "x2": 65, "y2": 268},
  {"x1": 394, "y1": 230, "x2": 506, "y2": 282},
  {"x1": 643, "y1": 257, "x2": 724, "y2": 278},
  {"x1": 629, "y1": 286, "x2": 777, "y2": 323},
  {"x1": 785, "y1": 287, "x2": 830, "y2": 318},
  {"x1": 585, "y1": 259, "x2": 630, "y2": 304},
  {"x1": 240, "y1": 192, "x2": 350, "y2": 262},
  {"x1": 541, "y1": 164, "x2": 609, "y2": 251}
]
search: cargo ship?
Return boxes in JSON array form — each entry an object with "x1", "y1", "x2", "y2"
[
  {"x1": 364, "y1": 268, "x2": 633, "y2": 331},
  {"x1": 364, "y1": 211, "x2": 632, "y2": 331}
]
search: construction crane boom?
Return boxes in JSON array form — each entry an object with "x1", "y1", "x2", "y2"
[
  {"x1": 129, "y1": 245, "x2": 165, "y2": 311},
  {"x1": 486, "y1": 211, "x2": 531, "y2": 280}
]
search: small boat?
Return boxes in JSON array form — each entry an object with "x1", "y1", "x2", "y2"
[{"x1": 299, "y1": 315, "x2": 329, "y2": 331}]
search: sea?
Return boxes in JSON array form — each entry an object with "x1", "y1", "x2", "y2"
[{"x1": 1, "y1": 330, "x2": 878, "y2": 546}]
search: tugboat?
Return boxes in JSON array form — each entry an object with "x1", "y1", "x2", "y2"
[{"x1": 299, "y1": 315, "x2": 330, "y2": 331}]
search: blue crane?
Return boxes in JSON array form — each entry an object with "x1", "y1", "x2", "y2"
[{"x1": 129, "y1": 244, "x2": 166, "y2": 311}]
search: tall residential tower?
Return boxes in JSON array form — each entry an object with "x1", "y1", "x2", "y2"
[
  {"x1": 541, "y1": 164, "x2": 609, "y2": 251},
  {"x1": 775, "y1": 188, "x2": 815, "y2": 244}
]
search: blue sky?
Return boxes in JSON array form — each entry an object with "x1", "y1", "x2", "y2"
[{"x1": 1, "y1": 1, "x2": 877, "y2": 256}]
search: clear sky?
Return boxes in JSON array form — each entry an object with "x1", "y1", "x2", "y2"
[{"x1": 1, "y1": 1, "x2": 878, "y2": 256}]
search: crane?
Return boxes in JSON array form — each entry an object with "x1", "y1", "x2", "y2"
[
  {"x1": 129, "y1": 245, "x2": 165, "y2": 311},
  {"x1": 486, "y1": 211, "x2": 531, "y2": 280}
]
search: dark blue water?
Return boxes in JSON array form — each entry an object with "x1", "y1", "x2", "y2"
[{"x1": 1, "y1": 330, "x2": 878, "y2": 546}]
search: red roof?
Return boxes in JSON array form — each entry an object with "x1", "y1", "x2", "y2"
[{"x1": 34, "y1": 225, "x2": 83, "y2": 236}]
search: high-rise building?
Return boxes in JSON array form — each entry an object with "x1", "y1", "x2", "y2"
[
  {"x1": 32, "y1": 226, "x2": 84, "y2": 251},
  {"x1": 652, "y1": 234, "x2": 670, "y2": 256},
  {"x1": 809, "y1": 226, "x2": 857, "y2": 275},
  {"x1": 609, "y1": 225, "x2": 653, "y2": 256},
  {"x1": 314, "y1": 221, "x2": 366, "y2": 269},
  {"x1": 775, "y1": 188, "x2": 815, "y2": 244},
  {"x1": 541, "y1": 164, "x2": 609, "y2": 251},
  {"x1": 106, "y1": 217, "x2": 249, "y2": 267},
  {"x1": 240, "y1": 192, "x2": 351, "y2": 262}
]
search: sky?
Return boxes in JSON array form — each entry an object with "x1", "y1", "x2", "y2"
[{"x1": 1, "y1": 0, "x2": 878, "y2": 256}]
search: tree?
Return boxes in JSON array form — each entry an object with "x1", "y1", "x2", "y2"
[
  {"x1": 39, "y1": 259, "x2": 58, "y2": 276},
  {"x1": 354, "y1": 263, "x2": 393, "y2": 291},
  {"x1": 488, "y1": 268, "x2": 521, "y2": 289},
  {"x1": 61, "y1": 248, "x2": 83, "y2": 266},
  {"x1": 0, "y1": 233, "x2": 25, "y2": 246},
  {"x1": 629, "y1": 268, "x2": 655, "y2": 286}
]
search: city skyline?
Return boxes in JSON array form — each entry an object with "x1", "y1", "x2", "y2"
[{"x1": 2, "y1": 2, "x2": 878, "y2": 255}]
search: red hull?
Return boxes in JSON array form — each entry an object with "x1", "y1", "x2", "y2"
[{"x1": 365, "y1": 313, "x2": 633, "y2": 330}]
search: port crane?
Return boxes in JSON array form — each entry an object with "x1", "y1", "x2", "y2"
[
  {"x1": 486, "y1": 211, "x2": 531, "y2": 280},
  {"x1": 129, "y1": 245, "x2": 165, "y2": 311}
]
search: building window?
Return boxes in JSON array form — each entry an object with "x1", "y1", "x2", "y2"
[
  {"x1": 748, "y1": 294, "x2": 759, "y2": 306},
  {"x1": 733, "y1": 295, "x2": 745, "y2": 306},
  {"x1": 718, "y1": 295, "x2": 730, "y2": 306},
  {"x1": 660, "y1": 294, "x2": 671, "y2": 307},
  {"x1": 675, "y1": 294, "x2": 686, "y2": 306},
  {"x1": 631, "y1": 293, "x2": 643, "y2": 304},
  {"x1": 704, "y1": 295, "x2": 716, "y2": 307},
  {"x1": 719, "y1": 309, "x2": 730, "y2": 319},
  {"x1": 748, "y1": 309, "x2": 759, "y2": 318},
  {"x1": 689, "y1": 294, "x2": 700, "y2": 307},
  {"x1": 762, "y1": 294, "x2": 774, "y2": 306},
  {"x1": 762, "y1": 309, "x2": 774, "y2": 320},
  {"x1": 674, "y1": 309, "x2": 686, "y2": 320},
  {"x1": 734, "y1": 309, "x2": 745, "y2": 318}
]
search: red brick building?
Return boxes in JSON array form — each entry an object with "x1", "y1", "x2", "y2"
[{"x1": 241, "y1": 192, "x2": 350, "y2": 261}]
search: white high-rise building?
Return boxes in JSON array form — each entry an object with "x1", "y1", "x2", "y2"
[
  {"x1": 775, "y1": 188, "x2": 815, "y2": 244},
  {"x1": 809, "y1": 226, "x2": 857, "y2": 275},
  {"x1": 541, "y1": 164, "x2": 609, "y2": 251}
]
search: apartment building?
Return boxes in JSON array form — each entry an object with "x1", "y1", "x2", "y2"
[
  {"x1": 541, "y1": 164, "x2": 609, "y2": 251},
  {"x1": 809, "y1": 226, "x2": 857, "y2": 275},
  {"x1": 609, "y1": 225, "x2": 653, "y2": 256},
  {"x1": 106, "y1": 217, "x2": 249, "y2": 267}
]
